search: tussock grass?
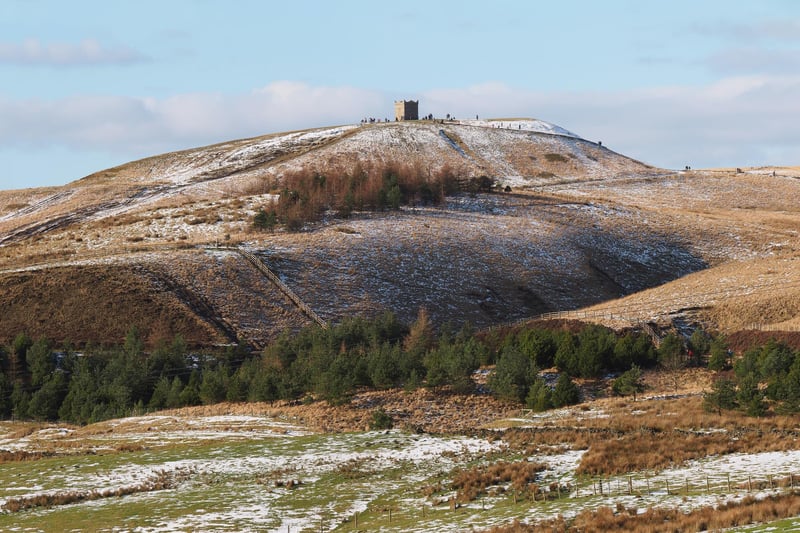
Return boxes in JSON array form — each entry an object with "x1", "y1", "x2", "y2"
[
  {"x1": 501, "y1": 395, "x2": 800, "y2": 475},
  {"x1": 489, "y1": 491, "x2": 800, "y2": 532},
  {"x1": 576, "y1": 430, "x2": 797, "y2": 476},
  {"x1": 1, "y1": 467, "x2": 194, "y2": 513},
  {"x1": 449, "y1": 460, "x2": 548, "y2": 502},
  {"x1": 0, "y1": 450, "x2": 51, "y2": 463}
]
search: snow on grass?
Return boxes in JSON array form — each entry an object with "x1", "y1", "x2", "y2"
[
  {"x1": 460, "y1": 118, "x2": 581, "y2": 138},
  {"x1": 229, "y1": 188, "x2": 723, "y2": 332},
  {"x1": 4, "y1": 409, "x2": 800, "y2": 532},
  {"x1": 0, "y1": 425, "x2": 508, "y2": 532},
  {"x1": 143, "y1": 126, "x2": 358, "y2": 187}
]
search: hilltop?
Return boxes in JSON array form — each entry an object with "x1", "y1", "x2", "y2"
[{"x1": 0, "y1": 118, "x2": 798, "y2": 347}]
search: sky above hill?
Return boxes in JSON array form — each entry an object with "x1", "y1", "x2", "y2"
[{"x1": 1, "y1": 0, "x2": 799, "y2": 190}]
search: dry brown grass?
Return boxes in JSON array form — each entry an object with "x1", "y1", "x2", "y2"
[
  {"x1": 0, "y1": 123, "x2": 798, "y2": 350},
  {"x1": 158, "y1": 387, "x2": 519, "y2": 434},
  {"x1": 576, "y1": 430, "x2": 798, "y2": 475},
  {"x1": 0, "y1": 450, "x2": 51, "y2": 463},
  {"x1": 449, "y1": 461, "x2": 548, "y2": 502},
  {"x1": 0, "y1": 258, "x2": 227, "y2": 347},
  {"x1": 501, "y1": 393, "x2": 800, "y2": 475},
  {"x1": 488, "y1": 491, "x2": 800, "y2": 532},
  {"x1": 1, "y1": 467, "x2": 193, "y2": 513}
]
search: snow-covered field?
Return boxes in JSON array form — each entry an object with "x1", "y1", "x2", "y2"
[{"x1": 2, "y1": 410, "x2": 800, "y2": 532}]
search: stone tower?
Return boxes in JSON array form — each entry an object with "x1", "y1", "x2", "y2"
[{"x1": 394, "y1": 100, "x2": 419, "y2": 121}]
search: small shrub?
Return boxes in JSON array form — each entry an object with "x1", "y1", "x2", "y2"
[
  {"x1": 612, "y1": 365, "x2": 645, "y2": 401},
  {"x1": 544, "y1": 153, "x2": 568, "y2": 163},
  {"x1": 552, "y1": 373, "x2": 580, "y2": 407},
  {"x1": 369, "y1": 408, "x2": 393, "y2": 430},
  {"x1": 253, "y1": 209, "x2": 278, "y2": 232}
]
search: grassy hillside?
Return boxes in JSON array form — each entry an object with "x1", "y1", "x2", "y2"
[{"x1": 0, "y1": 120, "x2": 798, "y2": 346}]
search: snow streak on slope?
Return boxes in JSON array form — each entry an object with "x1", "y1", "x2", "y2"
[
  {"x1": 123, "y1": 125, "x2": 359, "y2": 187},
  {"x1": 0, "y1": 118, "x2": 653, "y2": 241},
  {"x1": 464, "y1": 118, "x2": 580, "y2": 137}
]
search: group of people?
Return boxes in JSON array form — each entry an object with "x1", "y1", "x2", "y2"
[{"x1": 359, "y1": 113, "x2": 461, "y2": 124}]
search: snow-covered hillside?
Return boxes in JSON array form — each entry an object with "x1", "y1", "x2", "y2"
[{"x1": 0, "y1": 117, "x2": 797, "y2": 345}]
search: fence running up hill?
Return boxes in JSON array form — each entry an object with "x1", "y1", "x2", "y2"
[{"x1": 233, "y1": 248, "x2": 328, "y2": 330}]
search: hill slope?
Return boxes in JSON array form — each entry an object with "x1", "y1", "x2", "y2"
[{"x1": 0, "y1": 119, "x2": 798, "y2": 347}]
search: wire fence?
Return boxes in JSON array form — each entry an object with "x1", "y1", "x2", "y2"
[
  {"x1": 572, "y1": 471, "x2": 800, "y2": 499},
  {"x1": 235, "y1": 248, "x2": 329, "y2": 330},
  {"x1": 318, "y1": 471, "x2": 800, "y2": 532}
]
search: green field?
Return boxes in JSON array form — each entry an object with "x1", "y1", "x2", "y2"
[{"x1": 3, "y1": 411, "x2": 800, "y2": 532}]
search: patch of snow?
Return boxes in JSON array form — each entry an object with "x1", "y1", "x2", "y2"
[{"x1": 459, "y1": 119, "x2": 582, "y2": 138}]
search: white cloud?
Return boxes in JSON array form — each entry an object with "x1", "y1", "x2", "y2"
[
  {"x1": 0, "y1": 38, "x2": 146, "y2": 66},
  {"x1": 0, "y1": 82, "x2": 387, "y2": 154},
  {"x1": 707, "y1": 47, "x2": 800, "y2": 75}
]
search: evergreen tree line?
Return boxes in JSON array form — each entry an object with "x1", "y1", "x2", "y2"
[
  {"x1": 2, "y1": 310, "x2": 798, "y2": 424},
  {"x1": 0, "y1": 329, "x2": 251, "y2": 424},
  {"x1": 703, "y1": 338, "x2": 800, "y2": 416},
  {"x1": 0, "y1": 314, "x2": 658, "y2": 424},
  {"x1": 486, "y1": 324, "x2": 659, "y2": 409}
]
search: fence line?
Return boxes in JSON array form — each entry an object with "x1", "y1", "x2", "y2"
[
  {"x1": 332, "y1": 471, "x2": 800, "y2": 531},
  {"x1": 233, "y1": 248, "x2": 329, "y2": 330},
  {"x1": 572, "y1": 471, "x2": 799, "y2": 500}
]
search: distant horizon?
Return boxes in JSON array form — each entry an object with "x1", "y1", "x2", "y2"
[{"x1": 2, "y1": 0, "x2": 799, "y2": 190}]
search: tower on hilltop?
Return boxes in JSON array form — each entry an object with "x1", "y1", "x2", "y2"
[{"x1": 394, "y1": 100, "x2": 419, "y2": 121}]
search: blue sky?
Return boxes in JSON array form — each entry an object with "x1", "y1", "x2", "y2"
[{"x1": 1, "y1": 0, "x2": 799, "y2": 190}]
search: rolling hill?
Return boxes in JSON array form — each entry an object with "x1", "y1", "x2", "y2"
[{"x1": 0, "y1": 118, "x2": 798, "y2": 348}]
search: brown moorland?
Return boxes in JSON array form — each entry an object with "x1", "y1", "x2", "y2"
[{"x1": 0, "y1": 120, "x2": 797, "y2": 347}]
